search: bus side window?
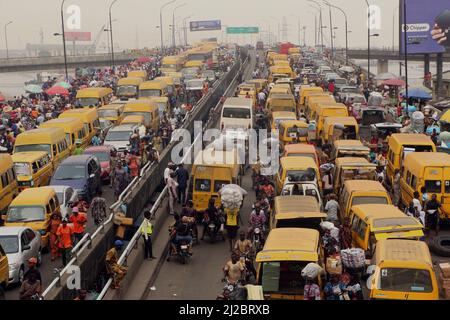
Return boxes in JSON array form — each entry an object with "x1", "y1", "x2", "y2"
[
  {"x1": 32, "y1": 162, "x2": 39, "y2": 174},
  {"x1": 71, "y1": 133, "x2": 76, "y2": 145},
  {"x1": 1, "y1": 172, "x2": 9, "y2": 188},
  {"x1": 52, "y1": 144, "x2": 58, "y2": 157}
]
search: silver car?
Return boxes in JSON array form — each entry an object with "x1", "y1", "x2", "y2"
[
  {"x1": 0, "y1": 227, "x2": 42, "y2": 284},
  {"x1": 50, "y1": 186, "x2": 79, "y2": 219}
]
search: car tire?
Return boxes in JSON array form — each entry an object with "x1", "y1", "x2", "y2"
[{"x1": 430, "y1": 235, "x2": 450, "y2": 257}]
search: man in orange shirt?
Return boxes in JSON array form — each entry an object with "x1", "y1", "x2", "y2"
[
  {"x1": 56, "y1": 218, "x2": 74, "y2": 267},
  {"x1": 69, "y1": 207, "x2": 87, "y2": 245}
]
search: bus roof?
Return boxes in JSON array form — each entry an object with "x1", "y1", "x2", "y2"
[
  {"x1": 10, "y1": 187, "x2": 56, "y2": 206},
  {"x1": 404, "y1": 152, "x2": 450, "y2": 170},
  {"x1": 333, "y1": 140, "x2": 365, "y2": 148},
  {"x1": 256, "y1": 228, "x2": 320, "y2": 262},
  {"x1": 0, "y1": 154, "x2": 13, "y2": 169},
  {"x1": 374, "y1": 239, "x2": 433, "y2": 267},
  {"x1": 284, "y1": 143, "x2": 317, "y2": 154},
  {"x1": 76, "y1": 87, "x2": 112, "y2": 98},
  {"x1": 280, "y1": 120, "x2": 308, "y2": 128},
  {"x1": 343, "y1": 180, "x2": 387, "y2": 193},
  {"x1": 15, "y1": 128, "x2": 64, "y2": 144},
  {"x1": 389, "y1": 133, "x2": 435, "y2": 148},
  {"x1": 324, "y1": 116, "x2": 357, "y2": 126},
  {"x1": 280, "y1": 156, "x2": 318, "y2": 170},
  {"x1": 274, "y1": 196, "x2": 321, "y2": 216},
  {"x1": 117, "y1": 77, "x2": 144, "y2": 86},
  {"x1": 40, "y1": 117, "x2": 83, "y2": 130}
]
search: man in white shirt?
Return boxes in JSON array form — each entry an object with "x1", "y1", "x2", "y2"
[{"x1": 164, "y1": 162, "x2": 174, "y2": 183}]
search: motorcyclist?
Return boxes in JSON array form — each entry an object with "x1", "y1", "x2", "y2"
[
  {"x1": 201, "y1": 198, "x2": 221, "y2": 241},
  {"x1": 181, "y1": 200, "x2": 198, "y2": 240},
  {"x1": 168, "y1": 214, "x2": 193, "y2": 257},
  {"x1": 223, "y1": 253, "x2": 245, "y2": 286},
  {"x1": 234, "y1": 231, "x2": 256, "y2": 279},
  {"x1": 248, "y1": 202, "x2": 266, "y2": 240}
]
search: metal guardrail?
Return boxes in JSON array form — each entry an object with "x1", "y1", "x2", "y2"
[
  {"x1": 42, "y1": 62, "x2": 240, "y2": 299},
  {"x1": 96, "y1": 55, "x2": 249, "y2": 300}
]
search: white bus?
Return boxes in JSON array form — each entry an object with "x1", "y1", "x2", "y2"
[{"x1": 220, "y1": 97, "x2": 253, "y2": 137}]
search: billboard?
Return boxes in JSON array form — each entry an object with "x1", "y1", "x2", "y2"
[
  {"x1": 64, "y1": 32, "x2": 92, "y2": 42},
  {"x1": 190, "y1": 20, "x2": 221, "y2": 32},
  {"x1": 226, "y1": 27, "x2": 259, "y2": 34},
  {"x1": 400, "y1": 0, "x2": 450, "y2": 54}
]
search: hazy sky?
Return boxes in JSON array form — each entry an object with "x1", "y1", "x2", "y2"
[{"x1": 0, "y1": 0, "x2": 401, "y2": 51}]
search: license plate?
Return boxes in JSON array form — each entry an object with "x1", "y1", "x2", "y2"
[{"x1": 181, "y1": 245, "x2": 188, "y2": 250}]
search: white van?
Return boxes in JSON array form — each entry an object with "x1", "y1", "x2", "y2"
[{"x1": 220, "y1": 97, "x2": 253, "y2": 137}]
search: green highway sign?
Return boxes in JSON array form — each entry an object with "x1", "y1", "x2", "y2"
[{"x1": 226, "y1": 27, "x2": 259, "y2": 34}]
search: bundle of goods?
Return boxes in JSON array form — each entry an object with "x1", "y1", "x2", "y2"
[
  {"x1": 326, "y1": 254, "x2": 343, "y2": 275},
  {"x1": 439, "y1": 263, "x2": 450, "y2": 300},
  {"x1": 218, "y1": 184, "x2": 248, "y2": 209},
  {"x1": 301, "y1": 262, "x2": 324, "y2": 280},
  {"x1": 340, "y1": 248, "x2": 365, "y2": 270},
  {"x1": 410, "y1": 111, "x2": 425, "y2": 133}
]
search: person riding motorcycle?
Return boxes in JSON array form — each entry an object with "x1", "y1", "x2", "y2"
[
  {"x1": 248, "y1": 202, "x2": 267, "y2": 242},
  {"x1": 168, "y1": 214, "x2": 193, "y2": 257},
  {"x1": 234, "y1": 231, "x2": 257, "y2": 280},
  {"x1": 201, "y1": 198, "x2": 222, "y2": 241},
  {"x1": 223, "y1": 253, "x2": 245, "y2": 286}
]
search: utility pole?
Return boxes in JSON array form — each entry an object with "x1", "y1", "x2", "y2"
[{"x1": 160, "y1": 0, "x2": 176, "y2": 54}]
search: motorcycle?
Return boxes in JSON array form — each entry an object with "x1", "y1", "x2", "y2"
[
  {"x1": 167, "y1": 239, "x2": 192, "y2": 265},
  {"x1": 252, "y1": 226, "x2": 264, "y2": 253}
]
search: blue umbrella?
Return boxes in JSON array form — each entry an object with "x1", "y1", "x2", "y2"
[{"x1": 400, "y1": 87, "x2": 432, "y2": 100}]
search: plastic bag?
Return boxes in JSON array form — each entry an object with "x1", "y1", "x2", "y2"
[
  {"x1": 320, "y1": 221, "x2": 335, "y2": 231},
  {"x1": 301, "y1": 262, "x2": 324, "y2": 279},
  {"x1": 340, "y1": 248, "x2": 365, "y2": 269}
]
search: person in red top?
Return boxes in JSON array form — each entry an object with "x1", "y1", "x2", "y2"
[
  {"x1": 69, "y1": 207, "x2": 87, "y2": 246},
  {"x1": 328, "y1": 81, "x2": 335, "y2": 94},
  {"x1": 56, "y1": 218, "x2": 74, "y2": 267}
]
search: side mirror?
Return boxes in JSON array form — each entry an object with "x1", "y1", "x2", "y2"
[{"x1": 22, "y1": 245, "x2": 31, "y2": 251}]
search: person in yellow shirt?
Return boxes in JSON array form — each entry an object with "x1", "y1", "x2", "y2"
[{"x1": 224, "y1": 207, "x2": 240, "y2": 252}]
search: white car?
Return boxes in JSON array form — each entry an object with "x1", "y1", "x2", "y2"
[
  {"x1": 50, "y1": 186, "x2": 79, "y2": 218},
  {"x1": 0, "y1": 227, "x2": 41, "y2": 284},
  {"x1": 104, "y1": 124, "x2": 138, "y2": 153}
]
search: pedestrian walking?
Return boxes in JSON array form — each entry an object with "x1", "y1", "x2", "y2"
[
  {"x1": 69, "y1": 207, "x2": 87, "y2": 245},
  {"x1": 48, "y1": 213, "x2": 62, "y2": 261},
  {"x1": 140, "y1": 210, "x2": 156, "y2": 260},
  {"x1": 90, "y1": 190, "x2": 108, "y2": 226},
  {"x1": 56, "y1": 218, "x2": 74, "y2": 267},
  {"x1": 167, "y1": 172, "x2": 178, "y2": 215},
  {"x1": 176, "y1": 163, "x2": 189, "y2": 206}
]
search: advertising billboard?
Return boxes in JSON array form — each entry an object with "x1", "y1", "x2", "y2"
[
  {"x1": 400, "y1": 0, "x2": 450, "y2": 54},
  {"x1": 64, "y1": 32, "x2": 92, "y2": 42},
  {"x1": 190, "y1": 20, "x2": 221, "y2": 32}
]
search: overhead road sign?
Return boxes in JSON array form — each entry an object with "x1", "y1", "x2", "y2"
[{"x1": 226, "y1": 27, "x2": 259, "y2": 34}]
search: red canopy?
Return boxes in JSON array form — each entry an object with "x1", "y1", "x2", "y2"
[
  {"x1": 136, "y1": 57, "x2": 152, "y2": 63},
  {"x1": 46, "y1": 86, "x2": 69, "y2": 96},
  {"x1": 382, "y1": 79, "x2": 406, "y2": 87}
]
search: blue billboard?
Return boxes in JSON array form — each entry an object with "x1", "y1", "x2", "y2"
[
  {"x1": 400, "y1": 0, "x2": 450, "y2": 54},
  {"x1": 190, "y1": 20, "x2": 222, "y2": 32}
]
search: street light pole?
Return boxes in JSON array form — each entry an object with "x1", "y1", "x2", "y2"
[
  {"x1": 182, "y1": 15, "x2": 193, "y2": 46},
  {"x1": 109, "y1": 0, "x2": 118, "y2": 70},
  {"x1": 324, "y1": 1, "x2": 348, "y2": 65},
  {"x1": 308, "y1": 1, "x2": 323, "y2": 52},
  {"x1": 160, "y1": 0, "x2": 176, "y2": 54},
  {"x1": 60, "y1": 0, "x2": 68, "y2": 81},
  {"x1": 4, "y1": 21, "x2": 12, "y2": 60},
  {"x1": 365, "y1": 0, "x2": 371, "y2": 80},
  {"x1": 173, "y1": 3, "x2": 186, "y2": 48},
  {"x1": 403, "y1": 0, "x2": 409, "y2": 102}
]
